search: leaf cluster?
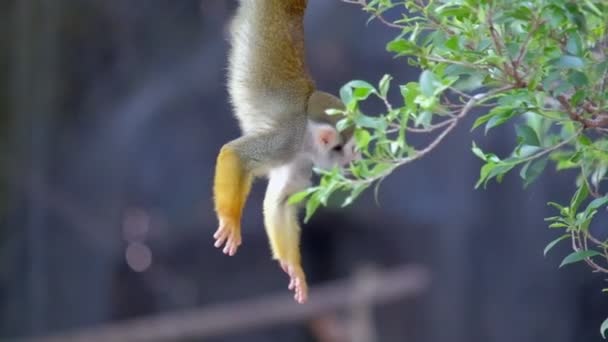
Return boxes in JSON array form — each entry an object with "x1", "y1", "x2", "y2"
[{"x1": 298, "y1": 0, "x2": 608, "y2": 335}]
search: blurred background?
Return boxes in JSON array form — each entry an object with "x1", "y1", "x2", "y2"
[{"x1": 1, "y1": 0, "x2": 607, "y2": 341}]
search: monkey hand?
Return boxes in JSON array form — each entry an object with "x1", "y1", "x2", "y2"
[
  {"x1": 280, "y1": 261, "x2": 308, "y2": 304},
  {"x1": 213, "y1": 217, "x2": 241, "y2": 256}
]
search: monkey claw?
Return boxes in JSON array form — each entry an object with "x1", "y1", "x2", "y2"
[
  {"x1": 281, "y1": 261, "x2": 308, "y2": 304},
  {"x1": 213, "y1": 220, "x2": 242, "y2": 256}
]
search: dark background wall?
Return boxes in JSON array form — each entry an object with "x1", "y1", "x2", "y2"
[{"x1": 0, "y1": 0, "x2": 606, "y2": 341}]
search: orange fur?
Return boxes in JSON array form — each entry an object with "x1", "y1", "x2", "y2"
[{"x1": 213, "y1": 146, "x2": 253, "y2": 231}]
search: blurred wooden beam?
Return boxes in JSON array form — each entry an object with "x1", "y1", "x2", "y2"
[{"x1": 32, "y1": 264, "x2": 430, "y2": 342}]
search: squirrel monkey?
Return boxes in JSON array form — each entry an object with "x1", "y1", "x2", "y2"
[{"x1": 213, "y1": 0, "x2": 357, "y2": 303}]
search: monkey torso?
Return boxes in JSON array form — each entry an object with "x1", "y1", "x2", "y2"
[{"x1": 228, "y1": 0, "x2": 315, "y2": 136}]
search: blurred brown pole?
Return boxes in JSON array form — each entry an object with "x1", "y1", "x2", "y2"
[
  {"x1": 349, "y1": 265, "x2": 379, "y2": 342},
  {"x1": 32, "y1": 264, "x2": 430, "y2": 342}
]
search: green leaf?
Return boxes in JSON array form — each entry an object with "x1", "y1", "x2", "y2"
[
  {"x1": 342, "y1": 184, "x2": 369, "y2": 207},
  {"x1": 347, "y1": 80, "x2": 376, "y2": 90},
  {"x1": 544, "y1": 235, "x2": 570, "y2": 256},
  {"x1": 568, "y1": 71, "x2": 589, "y2": 87},
  {"x1": 325, "y1": 108, "x2": 343, "y2": 116},
  {"x1": 520, "y1": 157, "x2": 548, "y2": 188},
  {"x1": 419, "y1": 70, "x2": 438, "y2": 97},
  {"x1": 379, "y1": 74, "x2": 392, "y2": 98},
  {"x1": 473, "y1": 107, "x2": 518, "y2": 133},
  {"x1": 304, "y1": 196, "x2": 321, "y2": 223},
  {"x1": 471, "y1": 142, "x2": 487, "y2": 161},
  {"x1": 559, "y1": 250, "x2": 601, "y2": 268},
  {"x1": 370, "y1": 162, "x2": 392, "y2": 176},
  {"x1": 354, "y1": 129, "x2": 372, "y2": 149},
  {"x1": 401, "y1": 83, "x2": 420, "y2": 110},
  {"x1": 566, "y1": 33, "x2": 583, "y2": 56},
  {"x1": 353, "y1": 87, "x2": 374, "y2": 100},
  {"x1": 317, "y1": 179, "x2": 340, "y2": 206},
  {"x1": 453, "y1": 73, "x2": 484, "y2": 92},
  {"x1": 287, "y1": 188, "x2": 317, "y2": 205},
  {"x1": 386, "y1": 38, "x2": 419, "y2": 56},
  {"x1": 444, "y1": 36, "x2": 460, "y2": 50},
  {"x1": 340, "y1": 85, "x2": 353, "y2": 105},
  {"x1": 585, "y1": 195, "x2": 608, "y2": 214},
  {"x1": 485, "y1": 109, "x2": 517, "y2": 134},
  {"x1": 472, "y1": 112, "x2": 495, "y2": 130},
  {"x1": 570, "y1": 182, "x2": 589, "y2": 215},
  {"x1": 436, "y1": 4, "x2": 473, "y2": 18},
  {"x1": 487, "y1": 163, "x2": 515, "y2": 184},
  {"x1": 345, "y1": 80, "x2": 376, "y2": 101},
  {"x1": 515, "y1": 125, "x2": 541, "y2": 147},
  {"x1": 510, "y1": 6, "x2": 533, "y2": 21},
  {"x1": 578, "y1": 134, "x2": 592, "y2": 146},
  {"x1": 476, "y1": 163, "x2": 495, "y2": 189},
  {"x1": 548, "y1": 202, "x2": 566, "y2": 211},
  {"x1": 336, "y1": 118, "x2": 351, "y2": 132},
  {"x1": 552, "y1": 55, "x2": 584, "y2": 69},
  {"x1": 353, "y1": 114, "x2": 387, "y2": 130},
  {"x1": 475, "y1": 162, "x2": 515, "y2": 188},
  {"x1": 584, "y1": 0, "x2": 603, "y2": 17},
  {"x1": 601, "y1": 317, "x2": 608, "y2": 339}
]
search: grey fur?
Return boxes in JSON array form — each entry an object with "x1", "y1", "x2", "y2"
[{"x1": 226, "y1": 114, "x2": 308, "y2": 176}]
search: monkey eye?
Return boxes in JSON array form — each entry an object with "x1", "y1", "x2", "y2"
[{"x1": 332, "y1": 144, "x2": 343, "y2": 152}]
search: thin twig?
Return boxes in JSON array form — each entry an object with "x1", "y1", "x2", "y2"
[
  {"x1": 572, "y1": 231, "x2": 608, "y2": 274},
  {"x1": 509, "y1": 127, "x2": 583, "y2": 165},
  {"x1": 426, "y1": 56, "x2": 488, "y2": 68},
  {"x1": 403, "y1": 119, "x2": 454, "y2": 133},
  {"x1": 352, "y1": 86, "x2": 514, "y2": 185},
  {"x1": 341, "y1": 0, "x2": 406, "y2": 29}
]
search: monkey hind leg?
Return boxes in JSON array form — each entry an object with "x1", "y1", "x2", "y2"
[
  {"x1": 213, "y1": 144, "x2": 253, "y2": 256},
  {"x1": 263, "y1": 169, "x2": 308, "y2": 303}
]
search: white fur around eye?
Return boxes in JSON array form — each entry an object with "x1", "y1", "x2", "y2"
[
  {"x1": 305, "y1": 120, "x2": 359, "y2": 170},
  {"x1": 341, "y1": 137, "x2": 360, "y2": 165}
]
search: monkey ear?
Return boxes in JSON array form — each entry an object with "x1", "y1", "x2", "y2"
[{"x1": 314, "y1": 125, "x2": 338, "y2": 149}]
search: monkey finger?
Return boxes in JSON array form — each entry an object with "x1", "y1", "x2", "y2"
[
  {"x1": 288, "y1": 275, "x2": 295, "y2": 290},
  {"x1": 214, "y1": 233, "x2": 228, "y2": 248},
  {"x1": 287, "y1": 278, "x2": 296, "y2": 291},
  {"x1": 214, "y1": 228, "x2": 229, "y2": 244},
  {"x1": 214, "y1": 237, "x2": 226, "y2": 248},
  {"x1": 213, "y1": 224, "x2": 227, "y2": 239},
  {"x1": 228, "y1": 241, "x2": 238, "y2": 256},
  {"x1": 222, "y1": 237, "x2": 233, "y2": 254},
  {"x1": 297, "y1": 279, "x2": 307, "y2": 304},
  {"x1": 296, "y1": 287, "x2": 306, "y2": 304}
]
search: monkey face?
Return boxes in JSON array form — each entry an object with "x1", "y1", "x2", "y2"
[{"x1": 309, "y1": 122, "x2": 360, "y2": 170}]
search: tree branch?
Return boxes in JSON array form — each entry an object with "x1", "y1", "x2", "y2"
[{"x1": 556, "y1": 95, "x2": 608, "y2": 128}]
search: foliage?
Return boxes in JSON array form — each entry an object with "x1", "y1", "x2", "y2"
[{"x1": 291, "y1": 0, "x2": 608, "y2": 336}]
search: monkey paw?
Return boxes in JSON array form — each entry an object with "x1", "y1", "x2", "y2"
[
  {"x1": 213, "y1": 218, "x2": 241, "y2": 256},
  {"x1": 280, "y1": 261, "x2": 308, "y2": 304}
]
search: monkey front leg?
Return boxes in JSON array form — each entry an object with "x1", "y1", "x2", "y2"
[
  {"x1": 213, "y1": 144, "x2": 253, "y2": 256},
  {"x1": 264, "y1": 167, "x2": 309, "y2": 303}
]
